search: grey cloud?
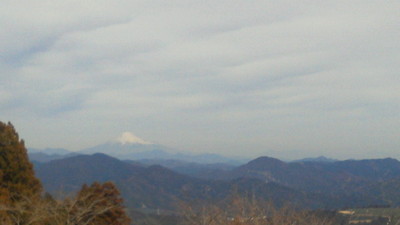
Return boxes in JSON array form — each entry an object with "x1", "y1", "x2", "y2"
[{"x1": 1, "y1": 0, "x2": 399, "y2": 159}]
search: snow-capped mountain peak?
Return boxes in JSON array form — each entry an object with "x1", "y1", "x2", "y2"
[{"x1": 116, "y1": 132, "x2": 152, "y2": 145}]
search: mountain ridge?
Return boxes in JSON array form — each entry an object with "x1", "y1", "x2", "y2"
[{"x1": 34, "y1": 153, "x2": 342, "y2": 210}]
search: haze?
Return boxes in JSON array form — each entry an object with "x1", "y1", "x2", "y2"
[{"x1": 1, "y1": 1, "x2": 399, "y2": 160}]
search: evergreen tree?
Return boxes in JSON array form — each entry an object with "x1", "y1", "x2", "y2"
[{"x1": 0, "y1": 121, "x2": 42, "y2": 202}]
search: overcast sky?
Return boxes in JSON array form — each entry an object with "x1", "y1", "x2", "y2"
[{"x1": 1, "y1": 0, "x2": 399, "y2": 160}]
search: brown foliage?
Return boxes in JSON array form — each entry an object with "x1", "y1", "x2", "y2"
[
  {"x1": 0, "y1": 121, "x2": 131, "y2": 225},
  {"x1": 71, "y1": 182, "x2": 131, "y2": 225},
  {"x1": 0, "y1": 122, "x2": 42, "y2": 202}
]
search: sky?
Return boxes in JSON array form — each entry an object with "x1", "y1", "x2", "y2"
[{"x1": 1, "y1": 0, "x2": 399, "y2": 160}]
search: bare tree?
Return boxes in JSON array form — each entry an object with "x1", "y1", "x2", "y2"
[
  {"x1": 180, "y1": 195, "x2": 334, "y2": 225},
  {"x1": 0, "y1": 182, "x2": 131, "y2": 225}
]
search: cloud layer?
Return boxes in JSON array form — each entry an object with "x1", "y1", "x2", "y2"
[{"x1": 1, "y1": 0, "x2": 399, "y2": 159}]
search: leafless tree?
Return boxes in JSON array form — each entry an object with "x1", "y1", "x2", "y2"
[
  {"x1": 0, "y1": 182, "x2": 130, "y2": 225},
  {"x1": 180, "y1": 195, "x2": 334, "y2": 225}
]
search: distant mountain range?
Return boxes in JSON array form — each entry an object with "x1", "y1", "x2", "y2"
[
  {"x1": 28, "y1": 132, "x2": 245, "y2": 164},
  {"x1": 28, "y1": 148, "x2": 72, "y2": 155},
  {"x1": 80, "y1": 142, "x2": 243, "y2": 164},
  {"x1": 28, "y1": 133, "x2": 400, "y2": 213},
  {"x1": 28, "y1": 148, "x2": 79, "y2": 162},
  {"x1": 292, "y1": 156, "x2": 338, "y2": 163},
  {"x1": 33, "y1": 153, "x2": 327, "y2": 211},
  {"x1": 32, "y1": 152, "x2": 400, "y2": 213},
  {"x1": 201, "y1": 156, "x2": 400, "y2": 208},
  {"x1": 126, "y1": 159, "x2": 236, "y2": 177}
]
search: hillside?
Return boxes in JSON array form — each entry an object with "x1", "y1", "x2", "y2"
[
  {"x1": 216, "y1": 157, "x2": 400, "y2": 195},
  {"x1": 126, "y1": 159, "x2": 236, "y2": 177},
  {"x1": 180, "y1": 156, "x2": 400, "y2": 209},
  {"x1": 34, "y1": 153, "x2": 333, "y2": 211},
  {"x1": 33, "y1": 152, "x2": 400, "y2": 214}
]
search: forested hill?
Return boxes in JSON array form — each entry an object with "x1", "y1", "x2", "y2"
[
  {"x1": 32, "y1": 152, "x2": 400, "y2": 212},
  {"x1": 34, "y1": 153, "x2": 332, "y2": 210}
]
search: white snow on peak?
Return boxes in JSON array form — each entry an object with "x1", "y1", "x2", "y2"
[{"x1": 116, "y1": 132, "x2": 152, "y2": 145}]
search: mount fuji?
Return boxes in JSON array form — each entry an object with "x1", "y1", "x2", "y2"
[
  {"x1": 79, "y1": 132, "x2": 173, "y2": 158},
  {"x1": 77, "y1": 132, "x2": 243, "y2": 164}
]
